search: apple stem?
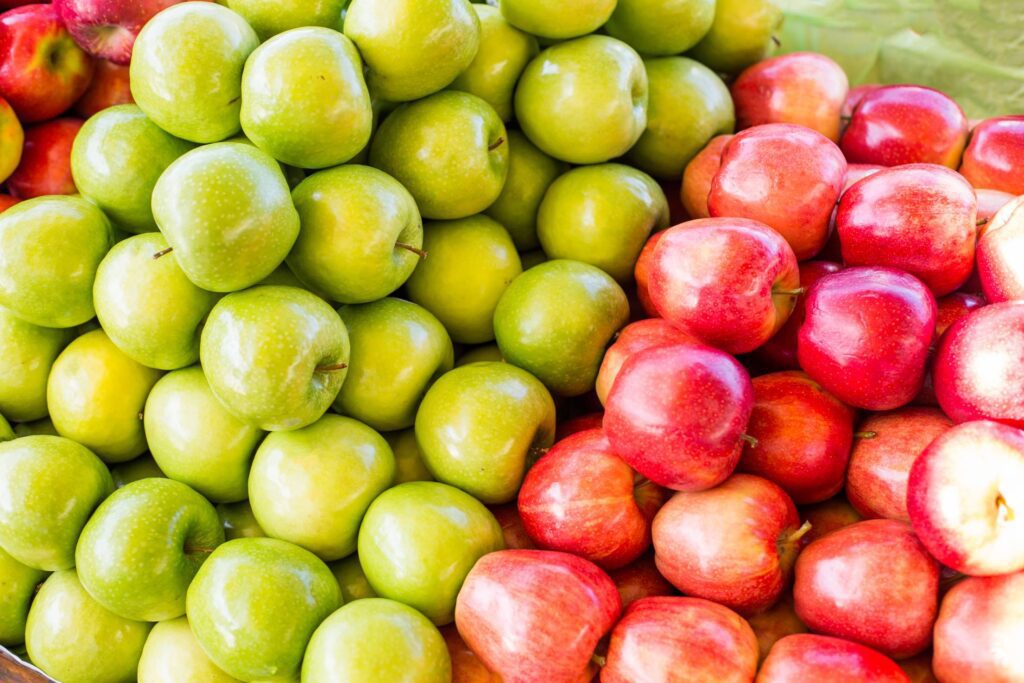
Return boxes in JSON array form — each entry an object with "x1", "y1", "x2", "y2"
[
  {"x1": 185, "y1": 545, "x2": 217, "y2": 555},
  {"x1": 315, "y1": 362, "x2": 348, "y2": 373},
  {"x1": 591, "y1": 654, "x2": 607, "y2": 668},
  {"x1": 773, "y1": 287, "x2": 807, "y2": 297},
  {"x1": 488, "y1": 136, "x2": 505, "y2": 152},
  {"x1": 740, "y1": 434, "x2": 759, "y2": 448},
  {"x1": 977, "y1": 218, "x2": 990, "y2": 227},
  {"x1": 997, "y1": 493, "x2": 1015, "y2": 522},
  {"x1": 395, "y1": 242, "x2": 428, "y2": 260},
  {"x1": 771, "y1": 35, "x2": 781, "y2": 47},
  {"x1": 784, "y1": 520, "x2": 813, "y2": 546},
  {"x1": 137, "y1": 412, "x2": 144, "y2": 421},
  {"x1": 853, "y1": 431, "x2": 877, "y2": 439},
  {"x1": 840, "y1": 115, "x2": 852, "y2": 125},
  {"x1": 152, "y1": 246, "x2": 174, "y2": 260}
]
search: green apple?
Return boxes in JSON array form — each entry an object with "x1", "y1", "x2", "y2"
[
  {"x1": 47, "y1": 330, "x2": 163, "y2": 463},
  {"x1": 358, "y1": 481, "x2": 503, "y2": 624},
  {"x1": 335, "y1": 298, "x2": 454, "y2": 431},
  {"x1": 287, "y1": 165, "x2": 423, "y2": 304},
  {"x1": 687, "y1": 0, "x2": 783, "y2": 74},
  {"x1": 258, "y1": 264, "x2": 329, "y2": 300},
  {"x1": 25, "y1": 570, "x2": 151, "y2": 683},
  {"x1": 386, "y1": 429, "x2": 434, "y2": 484},
  {"x1": 628, "y1": 56, "x2": 734, "y2": 178},
  {"x1": 494, "y1": 260, "x2": 630, "y2": 396},
  {"x1": 455, "y1": 344, "x2": 504, "y2": 366},
  {"x1": 0, "y1": 546, "x2": 45, "y2": 647},
  {"x1": 241, "y1": 28, "x2": 372, "y2": 169},
  {"x1": 130, "y1": 2, "x2": 259, "y2": 142},
  {"x1": 0, "y1": 196, "x2": 114, "y2": 328},
  {"x1": 415, "y1": 362, "x2": 555, "y2": 503},
  {"x1": 217, "y1": 501, "x2": 266, "y2": 541},
  {"x1": 405, "y1": 216, "x2": 522, "y2": 344},
  {"x1": 302, "y1": 598, "x2": 451, "y2": 683},
  {"x1": 449, "y1": 5, "x2": 538, "y2": 122},
  {"x1": 152, "y1": 142, "x2": 300, "y2": 292},
  {"x1": 537, "y1": 164, "x2": 668, "y2": 282},
  {"x1": 94, "y1": 233, "x2": 219, "y2": 371},
  {"x1": 515, "y1": 35, "x2": 648, "y2": 164},
  {"x1": 138, "y1": 616, "x2": 240, "y2": 683},
  {"x1": 0, "y1": 309, "x2": 71, "y2": 422},
  {"x1": 200, "y1": 286, "x2": 350, "y2": 431},
  {"x1": 369, "y1": 91, "x2": 509, "y2": 220},
  {"x1": 0, "y1": 416, "x2": 11, "y2": 442},
  {"x1": 144, "y1": 366, "x2": 264, "y2": 503},
  {"x1": 249, "y1": 415, "x2": 394, "y2": 561},
  {"x1": 12, "y1": 419, "x2": 57, "y2": 437},
  {"x1": 329, "y1": 555, "x2": 377, "y2": 602},
  {"x1": 226, "y1": 0, "x2": 347, "y2": 39},
  {"x1": 70, "y1": 105, "x2": 194, "y2": 233},
  {"x1": 605, "y1": 0, "x2": 716, "y2": 55},
  {"x1": 186, "y1": 537, "x2": 340, "y2": 682},
  {"x1": 500, "y1": 0, "x2": 615, "y2": 39},
  {"x1": 110, "y1": 455, "x2": 165, "y2": 488},
  {"x1": 344, "y1": 0, "x2": 480, "y2": 102}
]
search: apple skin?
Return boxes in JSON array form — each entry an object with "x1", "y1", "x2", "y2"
[
  {"x1": 933, "y1": 571, "x2": 1024, "y2": 682},
  {"x1": 958, "y1": 115, "x2": 1024, "y2": 194},
  {"x1": 653, "y1": 473, "x2": 806, "y2": 616},
  {"x1": 217, "y1": 500, "x2": 264, "y2": 542},
  {"x1": 605, "y1": 0, "x2": 715, "y2": 55},
  {"x1": 793, "y1": 519, "x2": 940, "y2": 659},
  {"x1": 455, "y1": 549, "x2": 621, "y2": 683},
  {"x1": 632, "y1": 229, "x2": 664, "y2": 316},
  {"x1": 137, "y1": 616, "x2": 240, "y2": 683},
  {"x1": 837, "y1": 164, "x2": 977, "y2": 296},
  {"x1": 603, "y1": 596, "x2": 759, "y2": 683},
  {"x1": 54, "y1": 0, "x2": 187, "y2": 65},
  {"x1": 186, "y1": 537, "x2": 341, "y2": 682},
  {"x1": 0, "y1": 193, "x2": 17, "y2": 212},
  {"x1": 515, "y1": 35, "x2": 648, "y2": 165},
  {"x1": 500, "y1": 0, "x2": 614, "y2": 39},
  {"x1": 518, "y1": 429, "x2": 667, "y2": 570},
  {"x1": 329, "y1": 554, "x2": 376, "y2": 603},
  {"x1": 907, "y1": 420, "x2": 1024, "y2": 576},
  {"x1": 935, "y1": 292, "x2": 984, "y2": 336},
  {"x1": 25, "y1": 570, "x2": 151, "y2": 683},
  {"x1": 386, "y1": 428, "x2": 435, "y2": 484},
  {"x1": 798, "y1": 267, "x2": 937, "y2": 410},
  {"x1": 977, "y1": 194, "x2": 1024, "y2": 303},
  {"x1": 0, "y1": 4, "x2": 94, "y2": 123},
  {"x1": 680, "y1": 133, "x2": 730, "y2": 219},
  {"x1": 647, "y1": 217, "x2": 800, "y2": 355},
  {"x1": 977, "y1": 190, "x2": 1016, "y2": 234},
  {"x1": 109, "y1": 454, "x2": 164, "y2": 488},
  {"x1": 73, "y1": 58, "x2": 131, "y2": 117},
  {"x1": 596, "y1": 318, "x2": 696, "y2": 405},
  {"x1": 688, "y1": 0, "x2": 782, "y2": 74},
  {"x1": 934, "y1": 302, "x2": 1024, "y2": 426},
  {"x1": 709, "y1": 123, "x2": 847, "y2": 260},
  {"x1": 846, "y1": 408, "x2": 952, "y2": 522},
  {"x1": 0, "y1": 307, "x2": 72, "y2": 422},
  {"x1": 747, "y1": 593, "x2": 808, "y2": 662},
  {"x1": 303, "y1": 598, "x2": 452, "y2": 683},
  {"x1": 0, "y1": 96, "x2": 22, "y2": 183},
  {"x1": 0, "y1": 546, "x2": 46, "y2": 646},
  {"x1": 801, "y1": 498, "x2": 864, "y2": 543},
  {"x1": 489, "y1": 504, "x2": 536, "y2": 551},
  {"x1": 6, "y1": 117, "x2": 81, "y2": 198},
  {"x1": 739, "y1": 371, "x2": 855, "y2": 505},
  {"x1": 442, "y1": 625, "x2": 500, "y2": 683},
  {"x1": 225, "y1": 0, "x2": 347, "y2": 40},
  {"x1": 605, "y1": 342, "x2": 753, "y2": 491},
  {"x1": 249, "y1": 414, "x2": 395, "y2": 562},
  {"x1": 608, "y1": 553, "x2": 675, "y2": 610},
  {"x1": 840, "y1": 85, "x2": 969, "y2": 168},
  {"x1": 758, "y1": 634, "x2": 911, "y2": 683}
]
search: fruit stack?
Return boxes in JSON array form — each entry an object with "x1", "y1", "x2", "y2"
[{"x1": 0, "y1": 0, "x2": 1022, "y2": 682}]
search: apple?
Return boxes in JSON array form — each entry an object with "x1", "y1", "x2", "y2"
[
  {"x1": 200, "y1": 286, "x2": 350, "y2": 431},
  {"x1": 0, "y1": 546, "x2": 46, "y2": 646},
  {"x1": 958, "y1": 116, "x2": 1024, "y2": 194},
  {"x1": 344, "y1": 0, "x2": 479, "y2": 102},
  {"x1": 0, "y1": 308, "x2": 72, "y2": 422},
  {"x1": 0, "y1": 194, "x2": 17, "y2": 212},
  {"x1": 732, "y1": 52, "x2": 849, "y2": 141},
  {"x1": 225, "y1": 0, "x2": 347, "y2": 40},
  {"x1": 6, "y1": 116, "x2": 81, "y2": 198},
  {"x1": 329, "y1": 556, "x2": 375, "y2": 605},
  {"x1": 608, "y1": 553, "x2": 675, "y2": 610},
  {"x1": 977, "y1": 195, "x2": 1024, "y2": 303},
  {"x1": 976, "y1": 188, "x2": 1015, "y2": 232},
  {"x1": 73, "y1": 58, "x2": 131, "y2": 117},
  {"x1": 708, "y1": 123, "x2": 847, "y2": 260},
  {"x1": 595, "y1": 318, "x2": 696, "y2": 405},
  {"x1": 739, "y1": 371, "x2": 855, "y2": 505},
  {"x1": 842, "y1": 83, "x2": 878, "y2": 119},
  {"x1": 442, "y1": 625, "x2": 499, "y2": 683},
  {"x1": 933, "y1": 571, "x2": 1024, "y2": 682},
  {"x1": 801, "y1": 498, "x2": 863, "y2": 543},
  {"x1": 798, "y1": 267, "x2": 937, "y2": 410},
  {"x1": 794, "y1": 519, "x2": 939, "y2": 659},
  {"x1": 71, "y1": 104, "x2": 194, "y2": 233},
  {"x1": 25, "y1": 570, "x2": 151, "y2": 683},
  {"x1": 840, "y1": 85, "x2": 969, "y2": 168},
  {"x1": 186, "y1": 537, "x2": 340, "y2": 682},
  {"x1": 688, "y1": 0, "x2": 782, "y2": 74},
  {"x1": 0, "y1": 4, "x2": 94, "y2": 123},
  {"x1": 386, "y1": 428, "x2": 435, "y2": 484},
  {"x1": 518, "y1": 429, "x2": 667, "y2": 570},
  {"x1": 416, "y1": 361, "x2": 555, "y2": 504},
  {"x1": 488, "y1": 503, "x2": 536, "y2": 551},
  {"x1": 758, "y1": 634, "x2": 911, "y2": 682},
  {"x1": 455, "y1": 549, "x2": 620, "y2": 683},
  {"x1": 152, "y1": 142, "x2": 300, "y2": 292},
  {"x1": 907, "y1": 420, "x2": 1024, "y2": 576},
  {"x1": 217, "y1": 501, "x2": 264, "y2": 541},
  {"x1": 500, "y1": 0, "x2": 614, "y2": 39},
  {"x1": 130, "y1": 2, "x2": 258, "y2": 143},
  {"x1": 137, "y1": 616, "x2": 239, "y2": 683},
  {"x1": 515, "y1": 35, "x2": 647, "y2": 165},
  {"x1": 747, "y1": 593, "x2": 808, "y2": 662},
  {"x1": 897, "y1": 653, "x2": 937, "y2": 683},
  {"x1": 0, "y1": 96, "x2": 22, "y2": 183},
  {"x1": 11, "y1": 418, "x2": 57, "y2": 438},
  {"x1": 605, "y1": 0, "x2": 715, "y2": 55},
  {"x1": 680, "y1": 133, "x2": 731, "y2": 219},
  {"x1": 109, "y1": 454, "x2": 164, "y2": 488},
  {"x1": 846, "y1": 408, "x2": 953, "y2": 522},
  {"x1": 935, "y1": 292, "x2": 984, "y2": 336},
  {"x1": 494, "y1": 259, "x2": 630, "y2": 396},
  {"x1": 55, "y1": 0, "x2": 190, "y2": 65},
  {"x1": 145, "y1": 366, "x2": 263, "y2": 503}
]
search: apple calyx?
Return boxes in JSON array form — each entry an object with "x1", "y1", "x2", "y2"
[
  {"x1": 394, "y1": 242, "x2": 428, "y2": 259},
  {"x1": 741, "y1": 434, "x2": 759, "y2": 448},
  {"x1": 152, "y1": 246, "x2": 174, "y2": 260},
  {"x1": 996, "y1": 492, "x2": 1015, "y2": 523},
  {"x1": 314, "y1": 362, "x2": 348, "y2": 373}
]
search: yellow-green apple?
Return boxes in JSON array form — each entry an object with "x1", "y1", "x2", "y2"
[
  {"x1": 6, "y1": 117, "x2": 81, "y2": 198},
  {"x1": 608, "y1": 553, "x2": 676, "y2": 610},
  {"x1": 386, "y1": 429, "x2": 435, "y2": 484},
  {"x1": 960, "y1": 116, "x2": 1024, "y2": 194},
  {"x1": 977, "y1": 195, "x2": 1024, "y2": 302},
  {"x1": 605, "y1": 0, "x2": 715, "y2": 55},
  {"x1": 0, "y1": 546, "x2": 45, "y2": 646},
  {"x1": 0, "y1": 307, "x2": 72, "y2": 422},
  {"x1": 0, "y1": 96, "x2": 22, "y2": 183},
  {"x1": 680, "y1": 133, "x2": 730, "y2": 219},
  {"x1": 73, "y1": 59, "x2": 132, "y2": 117},
  {"x1": 747, "y1": 593, "x2": 808, "y2": 662},
  {"x1": 688, "y1": 0, "x2": 782, "y2": 74},
  {"x1": 500, "y1": 0, "x2": 614, "y2": 39},
  {"x1": 455, "y1": 343, "x2": 505, "y2": 367},
  {"x1": 109, "y1": 454, "x2": 164, "y2": 488},
  {"x1": 216, "y1": 501, "x2": 264, "y2": 541},
  {"x1": 137, "y1": 616, "x2": 240, "y2": 683},
  {"x1": 9, "y1": 418, "x2": 56, "y2": 437},
  {"x1": 226, "y1": 0, "x2": 347, "y2": 40},
  {"x1": 596, "y1": 318, "x2": 696, "y2": 405},
  {"x1": 329, "y1": 554, "x2": 376, "y2": 603},
  {"x1": 758, "y1": 634, "x2": 911, "y2": 682}
]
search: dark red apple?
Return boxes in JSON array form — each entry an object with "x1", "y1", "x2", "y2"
[
  {"x1": 800, "y1": 497, "x2": 863, "y2": 543},
  {"x1": 54, "y1": 0, "x2": 188, "y2": 65},
  {"x1": 959, "y1": 115, "x2": 1024, "y2": 195},
  {"x1": 758, "y1": 634, "x2": 911, "y2": 682},
  {"x1": 633, "y1": 229, "x2": 664, "y2": 317},
  {"x1": 554, "y1": 412, "x2": 604, "y2": 441},
  {"x1": 935, "y1": 293, "x2": 984, "y2": 337},
  {"x1": 897, "y1": 653, "x2": 938, "y2": 683},
  {"x1": 608, "y1": 553, "x2": 675, "y2": 611},
  {"x1": 442, "y1": 626, "x2": 501, "y2": 683},
  {"x1": 680, "y1": 134, "x2": 731, "y2": 220},
  {"x1": 977, "y1": 195, "x2": 1024, "y2": 303},
  {"x1": 754, "y1": 261, "x2": 842, "y2": 370},
  {"x1": 747, "y1": 592, "x2": 808, "y2": 663},
  {"x1": 596, "y1": 318, "x2": 694, "y2": 405},
  {"x1": 0, "y1": 194, "x2": 18, "y2": 212},
  {"x1": 73, "y1": 58, "x2": 130, "y2": 117},
  {"x1": 6, "y1": 116, "x2": 82, "y2": 198},
  {"x1": 487, "y1": 504, "x2": 536, "y2": 551}
]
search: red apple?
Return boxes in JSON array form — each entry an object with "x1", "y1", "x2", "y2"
[
  {"x1": 0, "y1": 1, "x2": 35, "y2": 9},
  {"x1": 897, "y1": 653, "x2": 938, "y2": 683},
  {"x1": 487, "y1": 504, "x2": 535, "y2": 551},
  {"x1": 709, "y1": 123, "x2": 847, "y2": 260},
  {"x1": 977, "y1": 194, "x2": 1024, "y2": 303},
  {"x1": 680, "y1": 133, "x2": 730, "y2": 220},
  {"x1": 454, "y1": 549, "x2": 620, "y2": 683},
  {"x1": 793, "y1": 519, "x2": 939, "y2": 659},
  {"x1": 800, "y1": 497, "x2": 864, "y2": 543},
  {"x1": 54, "y1": 0, "x2": 189, "y2": 65},
  {"x1": 603, "y1": 342, "x2": 753, "y2": 492},
  {"x1": 6, "y1": 116, "x2": 82, "y2": 198},
  {"x1": 841, "y1": 83, "x2": 879, "y2": 120},
  {"x1": 747, "y1": 593, "x2": 808, "y2": 663},
  {"x1": 0, "y1": 194, "x2": 18, "y2": 212},
  {"x1": 846, "y1": 408, "x2": 953, "y2": 522},
  {"x1": 602, "y1": 596, "x2": 759, "y2": 683},
  {"x1": 935, "y1": 292, "x2": 984, "y2": 337},
  {"x1": 840, "y1": 85, "x2": 969, "y2": 168},
  {"x1": 652, "y1": 473, "x2": 808, "y2": 616},
  {"x1": 934, "y1": 302, "x2": 1024, "y2": 426},
  {"x1": 442, "y1": 626, "x2": 501, "y2": 683},
  {"x1": 933, "y1": 570, "x2": 1024, "y2": 682},
  {"x1": 646, "y1": 217, "x2": 800, "y2": 354},
  {"x1": 798, "y1": 267, "x2": 937, "y2": 410},
  {"x1": 739, "y1": 371, "x2": 854, "y2": 504},
  {"x1": 844, "y1": 163, "x2": 883, "y2": 192},
  {"x1": 555, "y1": 412, "x2": 604, "y2": 441},
  {"x1": 0, "y1": 4, "x2": 94, "y2": 122},
  {"x1": 732, "y1": 52, "x2": 848, "y2": 142},
  {"x1": 907, "y1": 420, "x2": 1024, "y2": 576},
  {"x1": 596, "y1": 318, "x2": 695, "y2": 404},
  {"x1": 758, "y1": 634, "x2": 911, "y2": 682},
  {"x1": 959, "y1": 116, "x2": 1024, "y2": 194},
  {"x1": 608, "y1": 553, "x2": 675, "y2": 610},
  {"x1": 73, "y1": 58, "x2": 131, "y2": 117},
  {"x1": 633, "y1": 230, "x2": 664, "y2": 317},
  {"x1": 754, "y1": 261, "x2": 842, "y2": 370}
]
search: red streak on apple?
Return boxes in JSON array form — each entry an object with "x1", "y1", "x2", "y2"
[{"x1": 757, "y1": 633, "x2": 911, "y2": 682}]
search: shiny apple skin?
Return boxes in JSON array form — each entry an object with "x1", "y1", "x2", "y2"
[
  {"x1": 935, "y1": 293, "x2": 984, "y2": 337},
  {"x1": 6, "y1": 118, "x2": 83, "y2": 198},
  {"x1": 747, "y1": 592, "x2": 807, "y2": 663},
  {"x1": 976, "y1": 189, "x2": 1015, "y2": 232},
  {"x1": 608, "y1": 553, "x2": 675, "y2": 610},
  {"x1": 487, "y1": 504, "x2": 535, "y2": 551},
  {"x1": 757, "y1": 634, "x2": 911, "y2": 683},
  {"x1": 959, "y1": 115, "x2": 1024, "y2": 194},
  {"x1": 680, "y1": 133, "x2": 730, "y2": 220},
  {"x1": 632, "y1": 229, "x2": 664, "y2": 317},
  {"x1": 797, "y1": 267, "x2": 937, "y2": 410},
  {"x1": 978, "y1": 195, "x2": 1024, "y2": 303},
  {"x1": 554, "y1": 412, "x2": 603, "y2": 441},
  {"x1": 754, "y1": 261, "x2": 842, "y2": 370},
  {"x1": 793, "y1": 519, "x2": 940, "y2": 659},
  {"x1": 841, "y1": 84, "x2": 879, "y2": 120},
  {"x1": 800, "y1": 497, "x2": 863, "y2": 543},
  {"x1": 596, "y1": 318, "x2": 695, "y2": 404}
]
